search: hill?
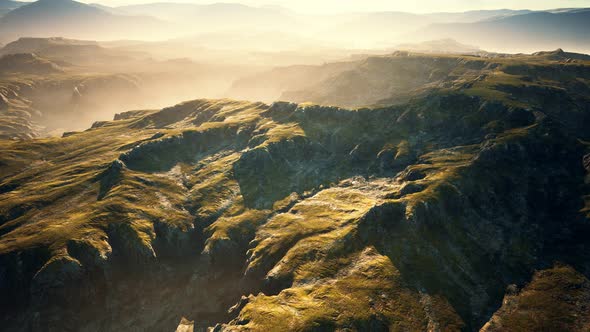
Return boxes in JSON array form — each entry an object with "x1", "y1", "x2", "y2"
[
  {"x1": 0, "y1": 37, "x2": 150, "y2": 67},
  {"x1": 0, "y1": 37, "x2": 99, "y2": 55},
  {"x1": 0, "y1": 51, "x2": 589, "y2": 331},
  {"x1": 0, "y1": 53, "x2": 63, "y2": 75}
]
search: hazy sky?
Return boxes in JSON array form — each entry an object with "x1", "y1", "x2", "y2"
[{"x1": 87, "y1": 0, "x2": 590, "y2": 13}]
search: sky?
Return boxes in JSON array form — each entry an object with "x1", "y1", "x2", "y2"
[{"x1": 86, "y1": 0, "x2": 590, "y2": 14}]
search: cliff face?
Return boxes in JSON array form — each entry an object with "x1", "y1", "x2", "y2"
[{"x1": 0, "y1": 52, "x2": 589, "y2": 332}]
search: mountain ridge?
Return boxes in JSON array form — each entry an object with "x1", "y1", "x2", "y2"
[
  {"x1": 417, "y1": 9, "x2": 590, "y2": 52},
  {"x1": 0, "y1": 0, "x2": 171, "y2": 42},
  {"x1": 1, "y1": 50, "x2": 589, "y2": 331}
]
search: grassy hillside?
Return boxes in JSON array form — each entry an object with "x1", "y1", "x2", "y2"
[
  {"x1": 231, "y1": 49, "x2": 590, "y2": 112},
  {"x1": 1, "y1": 48, "x2": 590, "y2": 332}
]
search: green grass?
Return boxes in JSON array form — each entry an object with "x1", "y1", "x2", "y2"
[{"x1": 233, "y1": 247, "x2": 463, "y2": 331}]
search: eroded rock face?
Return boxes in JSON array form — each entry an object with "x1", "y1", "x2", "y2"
[{"x1": 0, "y1": 55, "x2": 589, "y2": 332}]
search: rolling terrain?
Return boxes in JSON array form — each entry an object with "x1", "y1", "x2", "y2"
[
  {"x1": 0, "y1": 50, "x2": 589, "y2": 331},
  {"x1": 0, "y1": 37, "x2": 262, "y2": 139}
]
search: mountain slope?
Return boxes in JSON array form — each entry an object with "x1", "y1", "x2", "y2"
[
  {"x1": 118, "y1": 2, "x2": 294, "y2": 30},
  {"x1": 229, "y1": 60, "x2": 357, "y2": 103},
  {"x1": 0, "y1": 0, "x2": 24, "y2": 17},
  {"x1": 0, "y1": 0, "x2": 170, "y2": 42},
  {"x1": 425, "y1": 9, "x2": 533, "y2": 23},
  {"x1": 418, "y1": 10, "x2": 590, "y2": 53},
  {"x1": 231, "y1": 49, "x2": 590, "y2": 110},
  {"x1": 1, "y1": 51, "x2": 590, "y2": 331}
]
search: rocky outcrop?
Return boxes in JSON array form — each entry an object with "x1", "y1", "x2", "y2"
[
  {"x1": 234, "y1": 136, "x2": 330, "y2": 208},
  {"x1": 175, "y1": 318, "x2": 194, "y2": 332}
]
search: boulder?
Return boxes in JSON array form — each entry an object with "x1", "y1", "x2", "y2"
[{"x1": 175, "y1": 317, "x2": 194, "y2": 332}]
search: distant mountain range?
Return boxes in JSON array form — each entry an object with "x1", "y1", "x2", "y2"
[
  {"x1": 0, "y1": 0, "x2": 24, "y2": 17},
  {"x1": 0, "y1": 0, "x2": 23, "y2": 10},
  {"x1": 118, "y1": 2, "x2": 292, "y2": 25},
  {"x1": 0, "y1": 1, "x2": 589, "y2": 53},
  {"x1": 418, "y1": 9, "x2": 590, "y2": 53},
  {"x1": 424, "y1": 9, "x2": 533, "y2": 23},
  {"x1": 0, "y1": 0, "x2": 170, "y2": 42}
]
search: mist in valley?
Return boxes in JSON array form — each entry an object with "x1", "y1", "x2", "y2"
[{"x1": 1, "y1": 0, "x2": 589, "y2": 139}]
